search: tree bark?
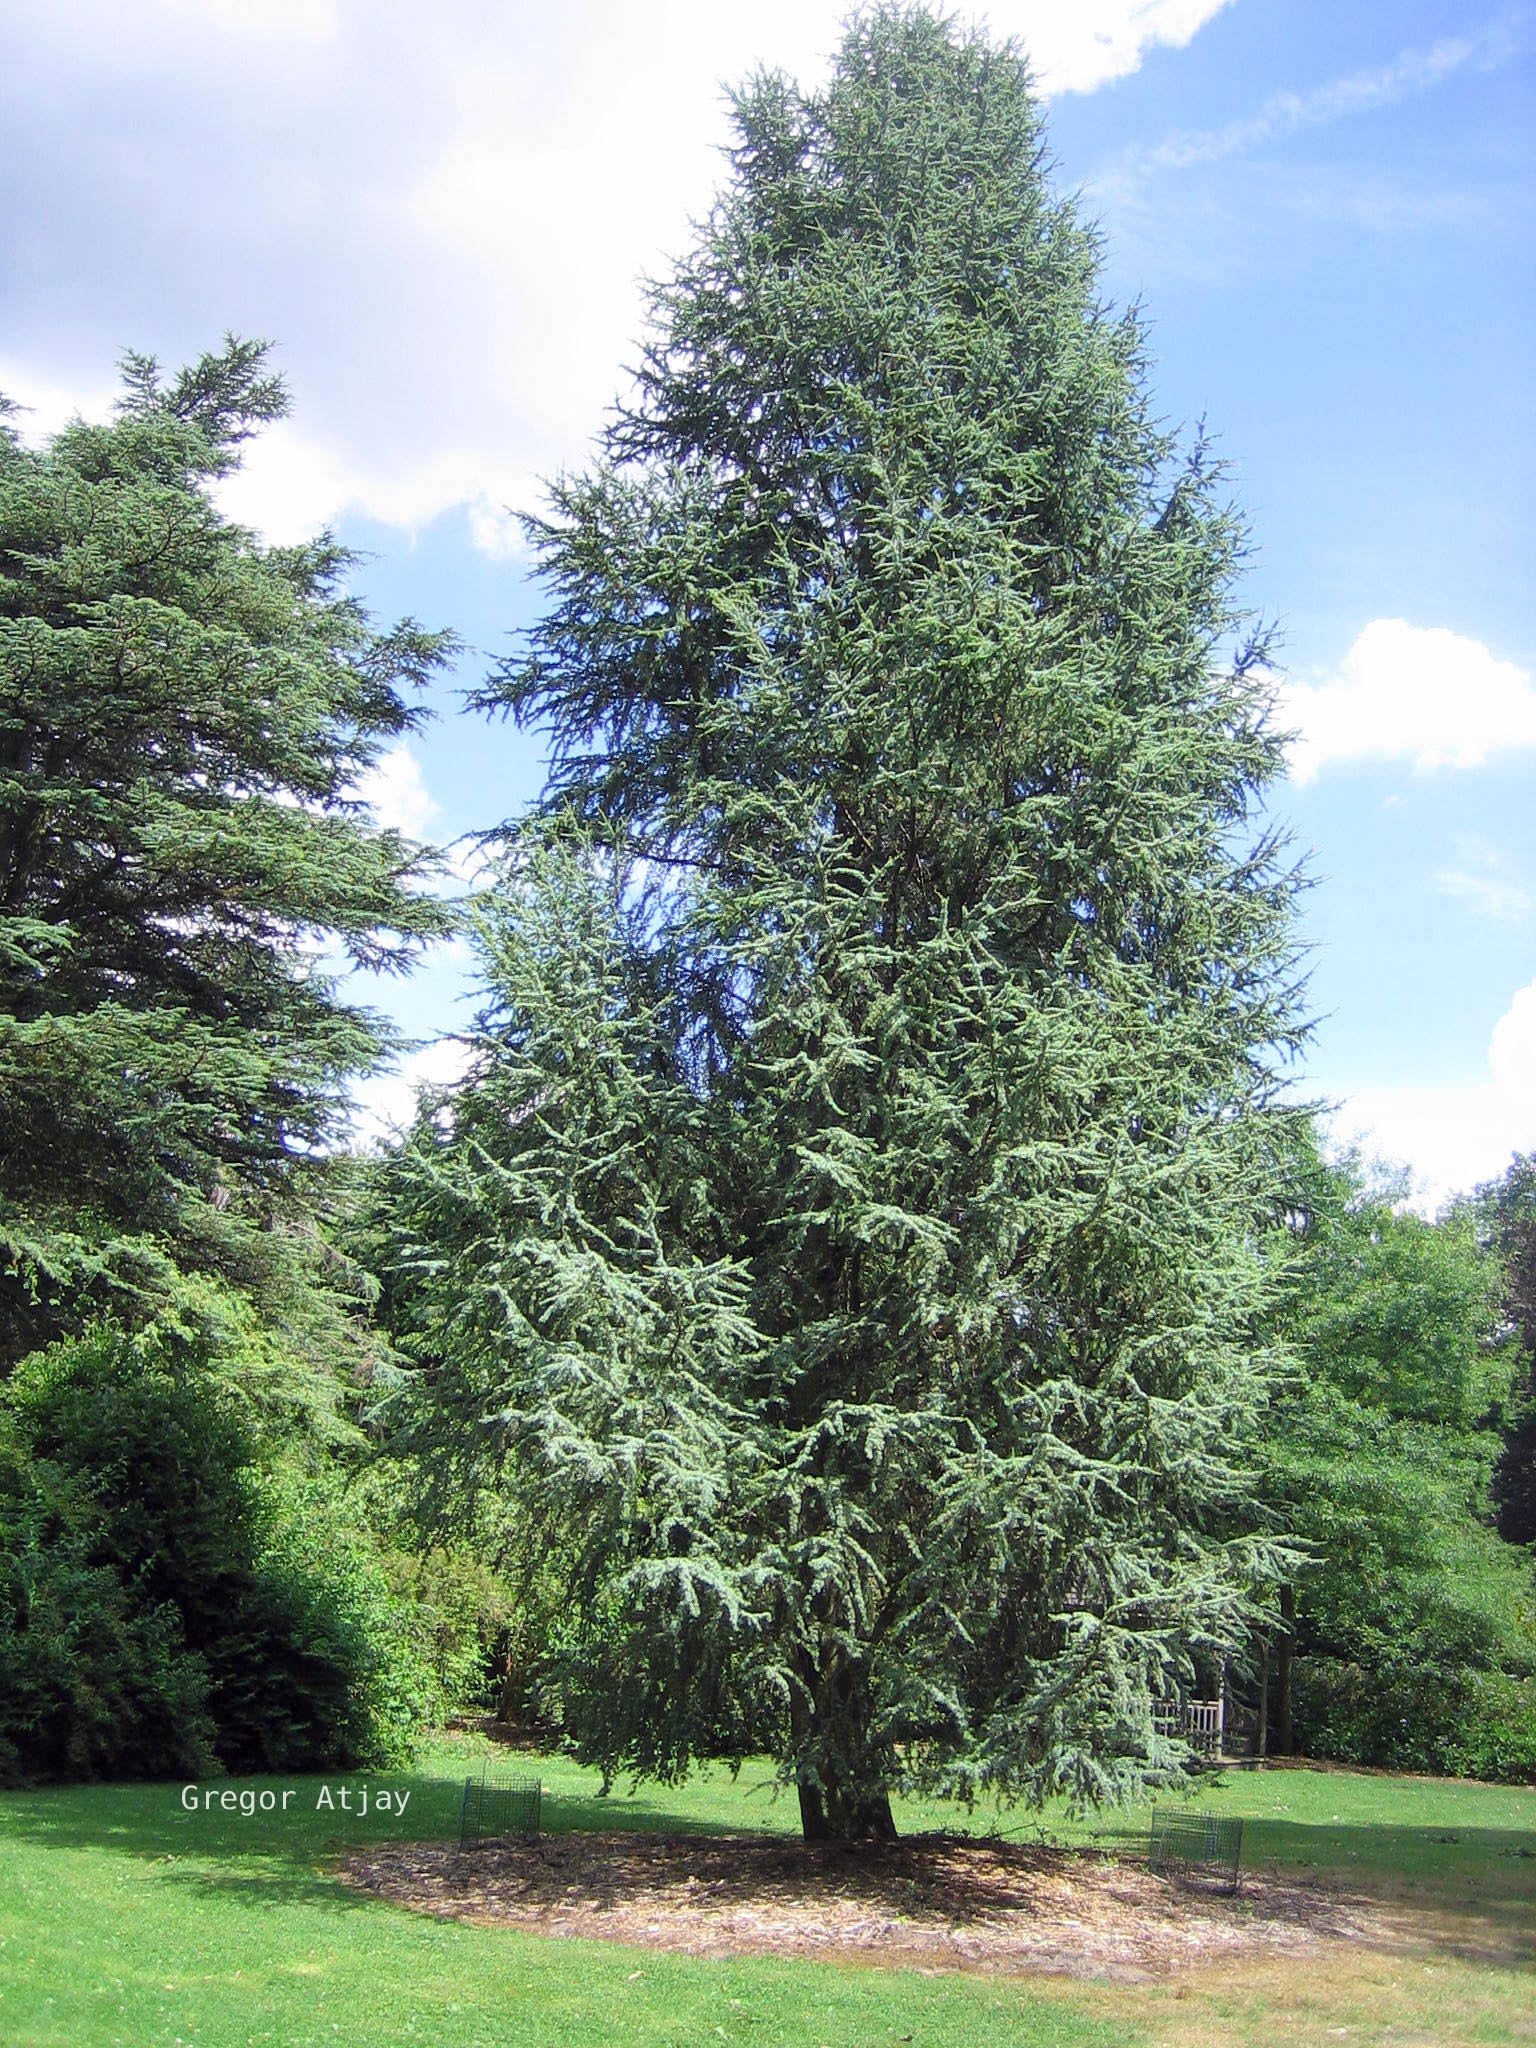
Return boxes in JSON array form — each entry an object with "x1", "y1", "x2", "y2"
[
  {"x1": 1273, "y1": 1584, "x2": 1296, "y2": 1756},
  {"x1": 797, "y1": 1782, "x2": 830, "y2": 1840},
  {"x1": 792, "y1": 1653, "x2": 899, "y2": 1841},
  {"x1": 1257, "y1": 1637, "x2": 1270, "y2": 1765},
  {"x1": 827, "y1": 1785, "x2": 897, "y2": 1841}
]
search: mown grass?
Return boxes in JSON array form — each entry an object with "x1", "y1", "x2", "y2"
[{"x1": 1, "y1": 1740, "x2": 1531, "y2": 2048}]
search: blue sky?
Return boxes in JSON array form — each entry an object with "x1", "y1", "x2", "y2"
[{"x1": 3, "y1": 0, "x2": 1533, "y2": 1205}]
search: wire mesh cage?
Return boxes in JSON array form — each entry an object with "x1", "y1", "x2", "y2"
[
  {"x1": 1147, "y1": 1808, "x2": 1243, "y2": 1892},
  {"x1": 459, "y1": 1771, "x2": 542, "y2": 1850}
]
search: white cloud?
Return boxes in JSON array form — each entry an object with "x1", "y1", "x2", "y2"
[
  {"x1": 1489, "y1": 981, "x2": 1536, "y2": 1108},
  {"x1": 353, "y1": 743, "x2": 439, "y2": 839},
  {"x1": 217, "y1": 422, "x2": 537, "y2": 553},
  {"x1": 1283, "y1": 620, "x2": 1536, "y2": 785},
  {"x1": 1441, "y1": 839, "x2": 1531, "y2": 921},
  {"x1": 345, "y1": 745, "x2": 496, "y2": 897},
  {"x1": 0, "y1": 364, "x2": 118, "y2": 442},
  {"x1": 465, "y1": 497, "x2": 525, "y2": 560},
  {"x1": 1008, "y1": 0, "x2": 1234, "y2": 94},
  {"x1": 1123, "y1": 17, "x2": 1522, "y2": 178},
  {"x1": 5, "y1": 0, "x2": 339, "y2": 65},
  {"x1": 214, "y1": 425, "x2": 361, "y2": 547},
  {"x1": 347, "y1": 1035, "x2": 474, "y2": 1149},
  {"x1": 1434, "y1": 871, "x2": 1534, "y2": 922},
  {"x1": 2, "y1": 1, "x2": 1233, "y2": 553},
  {"x1": 1333, "y1": 977, "x2": 1536, "y2": 1211},
  {"x1": 1084, "y1": 18, "x2": 1525, "y2": 267},
  {"x1": 438, "y1": 836, "x2": 497, "y2": 891}
]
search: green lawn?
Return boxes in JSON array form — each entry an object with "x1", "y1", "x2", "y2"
[{"x1": 2, "y1": 1741, "x2": 1532, "y2": 2048}]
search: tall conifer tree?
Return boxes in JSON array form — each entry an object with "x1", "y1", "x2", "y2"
[
  {"x1": 0, "y1": 339, "x2": 452, "y2": 1365},
  {"x1": 391, "y1": 9, "x2": 1305, "y2": 1838}
]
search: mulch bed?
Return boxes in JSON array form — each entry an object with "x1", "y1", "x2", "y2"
[{"x1": 339, "y1": 1829, "x2": 1381, "y2": 1982}]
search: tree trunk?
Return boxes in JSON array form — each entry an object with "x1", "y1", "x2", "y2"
[
  {"x1": 797, "y1": 1782, "x2": 830, "y2": 1840},
  {"x1": 790, "y1": 1665, "x2": 829, "y2": 1840},
  {"x1": 793, "y1": 1654, "x2": 898, "y2": 1842},
  {"x1": 826, "y1": 1785, "x2": 897, "y2": 1841},
  {"x1": 1257, "y1": 1638, "x2": 1270, "y2": 1765},
  {"x1": 1273, "y1": 1584, "x2": 1296, "y2": 1756}
]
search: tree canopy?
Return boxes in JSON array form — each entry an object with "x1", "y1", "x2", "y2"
[
  {"x1": 1471, "y1": 1153, "x2": 1536, "y2": 1546},
  {"x1": 0, "y1": 338, "x2": 453, "y2": 1366},
  {"x1": 386, "y1": 10, "x2": 1307, "y2": 1839},
  {"x1": 1264, "y1": 1151, "x2": 1536, "y2": 1775}
]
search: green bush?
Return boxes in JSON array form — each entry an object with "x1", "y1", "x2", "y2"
[
  {"x1": 0, "y1": 1328, "x2": 429, "y2": 1782},
  {"x1": 0, "y1": 1461, "x2": 218, "y2": 1782},
  {"x1": 377, "y1": 1542, "x2": 516, "y2": 1719},
  {"x1": 350, "y1": 1460, "x2": 561, "y2": 1725},
  {"x1": 254, "y1": 1470, "x2": 433, "y2": 1767},
  {"x1": 1294, "y1": 1656, "x2": 1536, "y2": 1785},
  {"x1": 1441, "y1": 1670, "x2": 1536, "y2": 1784}
]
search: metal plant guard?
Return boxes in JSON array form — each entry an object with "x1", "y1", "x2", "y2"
[
  {"x1": 459, "y1": 1770, "x2": 542, "y2": 1850},
  {"x1": 1147, "y1": 1808, "x2": 1244, "y2": 1892}
]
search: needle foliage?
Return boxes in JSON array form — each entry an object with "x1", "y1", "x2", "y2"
[
  {"x1": 386, "y1": 9, "x2": 1306, "y2": 1838},
  {"x1": 0, "y1": 338, "x2": 453, "y2": 1367}
]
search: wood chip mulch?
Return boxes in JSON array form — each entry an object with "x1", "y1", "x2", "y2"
[{"x1": 338, "y1": 1829, "x2": 1382, "y2": 1982}]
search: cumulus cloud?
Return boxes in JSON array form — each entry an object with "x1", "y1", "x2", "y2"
[
  {"x1": 11, "y1": 0, "x2": 342, "y2": 58},
  {"x1": 352, "y1": 742, "x2": 440, "y2": 840},
  {"x1": 1333, "y1": 977, "x2": 1536, "y2": 1211},
  {"x1": 1490, "y1": 981, "x2": 1536, "y2": 1108},
  {"x1": 347, "y1": 1035, "x2": 474, "y2": 1149},
  {"x1": 1283, "y1": 620, "x2": 1536, "y2": 785},
  {"x1": 1, "y1": 0, "x2": 1232, "y2": 553},
  {"x1": 347, "y1": 742, "x2": 499, "y2": 894},
  {"x1": 0, "y1": 363, "x2": 118, "y2": 442},
  {"x1": 217, "y1": 423, "x2": 534, "y2": 553}
]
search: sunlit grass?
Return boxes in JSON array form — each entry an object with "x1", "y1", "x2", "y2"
[{"x1": 2, "y1": 1737, "x2": 1531, "y2": 2048}]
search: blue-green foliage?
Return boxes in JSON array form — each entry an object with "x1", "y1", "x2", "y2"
[
  {"x1": 0, "y1": 1326, "x2": 428, "y2": 1782},
  {"x1": 0, "y1": 338, "x2": 453, "y2": 1370},
  {"x1": 384, "y1": 10, "x2": 1310, "y2": 1840}
]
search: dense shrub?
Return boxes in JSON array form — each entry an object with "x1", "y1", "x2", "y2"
[
  {"x1": 0, "y1": 1328, "x2": 428, "y2": 1783},
  {"x1": 1444, "y1": 1671, "x2": 1536, "y2": 1783},
  {"x1": 1293, "y1": 1657, "x2": 1536, "y2": 1785},
  {"x1": 349, "y1": 1459, "x2": 563, "y2": 1726},
  {"x1": 0, "y1": 1427, "x2": 217, "y2": 1781},
  {"x1": 1269, "y1": 1154, "x2": 1536, "y2": 1782},
  {"x1": 256, "y1": 1469, "x2": 435, "y2": 1765},
  {"x1": 377, "y1": 1542, "x2": 516, "y2": 1719}
]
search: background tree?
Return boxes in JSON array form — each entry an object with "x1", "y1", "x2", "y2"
[
  {"x1": 1470, "y1": 1153, "x2": 1536, "y2": 1545},
  {"x1": 0, "y1": 339, "x2": 453, "y2": 1370},
  {"x1": 1263, "y1": 1149, "x2": 1536, "y2": 1780},
  {"x1": 387, "y1": 9, "x2": 1307, "y2": 1839}
]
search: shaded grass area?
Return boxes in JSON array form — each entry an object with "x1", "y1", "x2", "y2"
[
  {"x1": 1, "y1": 1741, "x2": 1532, "y2": 2048},
  {"x1": 0, "y1": 1746, "x2": 1115, "y2": 2048},
  {"x1": 1067, "y1": 1764, "x2": 1536, "y2": 2048}
]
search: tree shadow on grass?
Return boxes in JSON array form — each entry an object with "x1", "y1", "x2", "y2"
[
  {"x1": 3, "y1": 1767, "x2": 1532, "y2": 1960},
  {"x1": 1081, "y1": 1810, "x2": 1536, "y2": 1969},
  {"x1": 0, "y1": 1764, "x2": 766, "y2": 1915}
]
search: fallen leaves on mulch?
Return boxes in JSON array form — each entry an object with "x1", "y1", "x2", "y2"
[{"x1": 338, "y1": 1830, "x2": 1381, "y2": 1982}]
